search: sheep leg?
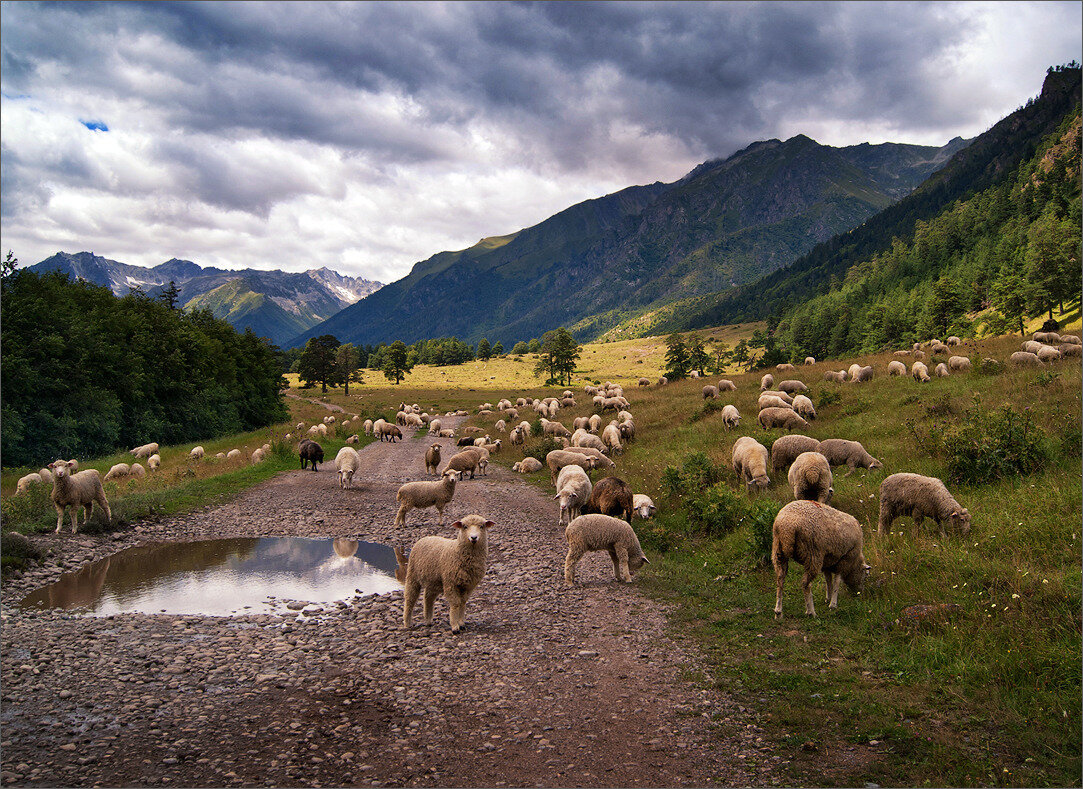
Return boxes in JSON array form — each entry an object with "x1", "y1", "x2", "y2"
[
  {"x1": 403, "y1": 581, "x2": 420, "y2": 628},
  {"x1": 54, "y1": 504, "x2": 66, "y2": 534},
  {"x1": 877, "y1": 507, "x2": 892, "y2": 535},
  {"x1": 435, "y1": 504, "x2": 445, "y2": 526},
  {"x1": 70, "y1": 505, "x2": 80, "y2": 533},
  {"x1": 445, "y1": 585, "x2": 468, "y2": 633},
  {"x1": 844, "y1": 463, "x2": 855, "y2": 477},
  {"x1": 801, "y1": 561, "x2": 822, "y2": 617},
  {"x1": 422, "y1": 584, "x2": 440, "y2": 625},
  {"x1": 773, "y1": 557, "x2": 788, "y2": 619},
  {"x1": 394, "y1": 503, "x2": 410, "y2": 527},
  {"x1": 613, "y1": 545, "x2": 632, "y2": 582},
  {"x1": 825, "y1": 572, "x2": 840, "y2": 608},
  {"x1": 564, "y1": 546, "x2": 585, "y2": 584}
]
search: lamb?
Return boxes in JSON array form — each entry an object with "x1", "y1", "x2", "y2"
[
  {"x1": 760, "y1": 373, "x2": 774, "y2": 391},
  {"x1": 47, "y1": 459, "x2": 111, "y2": 534},
  {"x1": 770, "y1": 434, "x2": 822, "y2": 473},
  {"x1": 772, "y1": 500, "x2": 869, "y2": 618},
  {"x1": 878, "y1": 473, "x2": 970, "y2": 538},
  {"x1": 444, "y1": 450, "x2": 485, "y2": 479},
  {"x1": 130, "y1": 463, "x2": 146, "y2": 479},
  {"x1": 702, "y1": 385, "x2": 719, "y2": 400},
  {"x1": 580, "y1": 475, "x2": 635, "y2": 522},
  {"x1": 16, "y1": 473, "x2": 43, "y2": 495},
  {"x1": 251, "y1": 447, "x2": 267, "y2": 464},
  {"x1": 600, "y1": 423, "x2": 623, "y2": 455},
  {"x1": 564, "y1": 514, "x2": 649, "y2": 584},
  {"x1": 335, "y1": 446, "x2": 361, "y2": 488},
  {"x1": 513, "y1": 457, "x2": 544, "y2": 473},
  {"x1": 758, "y1": 394, "x2": 793, "y2": 411},
  {"x1": 853, "y1": 366, "x2": 874, "y2": 383},
  {"x1": 225, "y1": 449, "x2": 240, "y2": 461},
  {"x1": 402, "y1": 513, "x2": 493, "y2": 633},
  {"x1": 395, "y1": 469, "x2": 463, "y2": 527},
  {"x1": 364, "y1": 419, "x2": 374, "y2": 436},
  {"x1": 473, "y1": 435, "x2": 491, "y2": 447},
  {"x1": 632, "y1": 494, "x2": 657, "y2": 519},
  {"x1": 823, "y1": 370, "x2": 847, "y2": 383},
  {"x1": 732, "y1": 436, "x2": 770, "y2": 491},
  {"x1": 428, "y1": 418, "x2": 444, "y2": 436},
  {"x1": 555, "y1": 465, "x2": 593, "y2": 526},
  {"x1": 911, "y1": 361, "x2": 931, "y2": 382},
  {"x1": 934, "y1": 362, "x2": 950, "y2": 378},
  {"x1": 787, "y1": 452, "x2": 833, "y2": 504},
  {"x1": 424, "y1": 444, "x2": 442, "y2": 476},
  {"x1": 804, "y1": 357, "x2": 816, "y2": 365},
  {"x1": 887, "y1": 360, "x2": 907, "y2": 376},
  {"x1": 189, "y1": 446, "x2": 204, "y2": 461},
  {"x1": 546, "y1": 449, "x2": 598, "y2": 485},
  {"x1": 758, "y1": 407, "x2": 810, "y2": 431},
  {"x1": 817, "y1": 438, "x2": 883, "y2": 476},
  {"x1": 721, "y1": 404, "x2": 741, "y2": 429},
  {"x1": 791, "y1": 394, "x2": 817, "y2": 420},
  {"x1": 298, "y1": 438, "x2": 324, "y2": 471},
  {"x1": 777, "y1": 379, "x2": 809, "y2": 394},
  {"x1": 104, "y1": 463, "x2": 131, "y2": 482},
  {"x1": 130, "y1": 442, "x2": 159, "y2": 459},
  {"x1": 1010, "y1": 351, "x2": 1043, "y2": 367}
]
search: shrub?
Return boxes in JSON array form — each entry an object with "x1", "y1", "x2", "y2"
[
  {"x1": 745, "y1": 497, "x2": 783, "y2": 567},
  {"x1": 0, "y1": 530, "x2": 43, "y2": 575},
  {"x1": 690, "y1": 399, "x2": 726, "y2": 422},
  {"x1": 522, "y1": 436, "x2": 564, "y2": 465},
  {"x1": 941, "y1": 405, "x2": 1051, "y2": 485},
  {"x1": 0, "y1": 483, "x2": 55, "y2": 535},
  {"x1": 818, "y1": 388, "x2": 841, "y2": 408},
  {"x1": 923, "y1": 394, "x2": 955, "y2": 418}
]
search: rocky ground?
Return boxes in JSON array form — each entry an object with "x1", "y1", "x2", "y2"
[{"x1": 1, "y1": 423, "x2": 783, "y2": 787}]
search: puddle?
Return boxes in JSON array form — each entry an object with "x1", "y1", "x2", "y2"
[{"x1": 20, "y1": 537, "x2": 402, "y2": 617}]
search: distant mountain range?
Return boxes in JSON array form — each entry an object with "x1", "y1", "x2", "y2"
[
  {"x1": 27, "y1": 253, "x2": 383, "y2": 346},
  {"x1": 293, "y1": 134, "x2": 969, "y2": 349}
]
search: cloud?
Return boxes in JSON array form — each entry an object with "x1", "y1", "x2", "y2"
[{"x1": 1, "y1": 1, "x2": 1079, "y2": 280}]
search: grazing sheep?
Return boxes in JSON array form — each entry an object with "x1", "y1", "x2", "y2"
[
  {"x1": 546, "y1": 450, "x2": 598, "y2": 485},
  {"x1": 457, "y1": 436, "x2": 477, "y2": 448},
  {"x1": 564, "y1": 514, "x2": 648, "y2": 584},
  {"x1": 424, "y1": 444, "x2": 442, "y2": 476},
  {"x1": 637, "y1": 377, "x2": 650, "y2": 386},
  {"x1": 189, "y1": 446, "x2": 204, "y2": 461},
  {"x1": 1022, "y1": 339, "x2": 1045, "y2": 354},
  {"x1": 911, "y1": 361, "x2": 931, "y2": 382},
  {"x1": 147, "y1": 454, "x2": 161, "y2": 471},
  {"x1": 130, "y1": 442, "x2": 159, "y2": 459},
  {"x1": 226, "y1": 449, "x2": 241, "y2": 461},
  {"x1": 444, "y1": 450, "x2": 484, "y2": 479},
  {"x1": 47, "y1": 460, "x2": 111, "y2": 534},
  {"x1": 893, "y1": 350, "x2": 911, "y2": 357},
  {"x1": 384, "y1": 425, "x2": 403, "y2": 442},
  {"x1": 556, "y1": 465, "x2": 593, "y2": 526},
  {"x1": 1036, "y1": 345, "x2": 1062, "y2": 363},
  {"x1": 402, "y1": 513, "x2": 494, "y2": 633},
  {"x1": 758, "y1": 394, "x2": 794, "y2": 411},
  {"x1": 363, "y1": 419, "x2": 374, "y2": 436},
  {"x1": 481, "y1": 440, "x2": 502, "y2": 454},
  {"x1": 934, "y1": 362, "x2": 950, "y2": 378},
  {"x1": 104, "y1": 463, "x2": 131, "y2": 482},
  {"x1": 513, "y1": 457, "x2": 544, "y2": 474},
  {"x1": 690, "y1": 370, "x2": 701, "y2": 378},
  {"x1": 587, "y1": 414, "x2": 602, "y2": 433},
  {"x1": 758, "y1": 407, "x2": 810, "y2": 431},
  {"x1": 817, "y1": 438, "x2": 883, "y2": 476},
  {"x1": 721, "y1": 404, "x2": 741, "y2": 429},
  {"x1": 887, "y1": 360, "x2": 907, "y2": 376},
  {"x1": 1034, "y1": 331, "x2": 1061, "y2": 344},
  {"x1": 732, "y1": 436, "x2": 770, "y2": 492},
  {"x1": 804, "y1": 357, "x2": 816, "y2": 365},
  {"x1": 1060, "y1": 343, "x2": 1082, "y2": 357},
  {"x1": 494, "y1": 419, "x2": 507, "y2": 433},
  {"x1": 37, "y1": 467, "x2": 54, "y2": 485},
  {"x1": 543, "y1": 420, "x2": 572, "y2": 438},
  {"x1": 657, "y1": 376, "x2": 668, "y2": 386},
  {"x1": 912, "y1": 349, "x2": 926, "y2": 360},
  {"x1": 772, "y1": 500, "x2": 869, "y2": 618},
  {"x1": 580, "y1": 476, "x2": 634, "y2": 522},
  {"x1": 702, "y1": 384, "x2": 719, "y2": 400},
  {"x1": 776, "y1": 363, "x2": 795, "y2": 372},
  {"x1": 823, "y1": 370, "x2": 847, "y2": 383},
  {"x1": 600, "y1": 423, "x2": 623, "y2": 455},
  {"x1": 878, "y1": 473, "x2": 970, "y2": 538},
  {"x1": 632, "y1": 494, "x2": 657, "y2": 520},
  {"x1": 1059, "y1": 334, "x2": 1081, "y2": 345},
  {"x1": 298, "y1": 439, "x2": 324, "y2": 471},
  {"x1": 760, "y1": 373, "x2": 774, "y2": 391},
  {"x1": 251, "y1": 447, "x2": 267, "y2": 465},
  {"x1": 853, "y1": 365, "x2": 874, "y2": 383},
  {"x1": 770, "y1": 434, "x2": 822, "y2": 473},
  {"x1": 718, "y1": 379, "x2": 737, "y2": 392},
  {"x1": 946, "y1": 336, "x2": 962, "y2": 346},
  {"x1": 762, "y1": 389, "x2": 794, "y2": 404},
  {"x1": 791, "y1": 394, "x2": 817, "y2": 420},
  {"x1": 944, "y1": 355, "x2": 969, "y2": 373},
  {"x1": 573, "y1": 431, "x2": 608, "y2": 453},
  {"x1": 929, "y1": 343, "x2": 951, "y2": 355},
  {"x1": 130, "y1": 463, "x2": 146, "y2": 479},
  {"x1": 395, "y1": 469, "x2": 463, "y2": 527},
  {"x1": 1010, "y1": 351, "x2": 1043, "y2": 367},
  {"x1": 778, "y1": 379, "x2": 809, "y2": 394},
  {"x1": 335, "y1": 446, "x2": 361, "y2": 488},
  {"x1": 16, "y1": 473, "x2": 43, "y2": 495},
  {"x1": 787, "y1": 452, "x2": 833, "y2": 504}
]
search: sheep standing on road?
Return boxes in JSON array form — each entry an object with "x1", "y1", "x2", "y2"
[
  {"x1": 335, "y1": 446, "x2": 361, "y2": 489},
  {"x1": 47, "y1": 459, "x2": 111, "y2": 534},
  {"x1": 395, "y1": 469, "x2": 463, "y2": 527},
  {"x1": 402, "y1": 514, "x2": 494, "y2": 633},
  {"x1": 581, "y1": 476, "x2": 635, "y2": 522},
  {"x1": 564, "y1": 514, "x2": 649, "y2": 584},
  {"x1": 298, "y1": 439, "x2": 324, "y2": 471},
  {"x1": 555, "y1": 465, "x2": 593, "y2": 526},
  {"x1": 424, "y1": 444, "x2": 442, "y2": 476}
]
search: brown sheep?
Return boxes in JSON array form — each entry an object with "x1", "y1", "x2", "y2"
[{"x1": 580, "y1": 476, "x2": 634, "y2": 522}]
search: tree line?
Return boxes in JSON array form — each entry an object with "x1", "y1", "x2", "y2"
[{"x1": 0, "y1": 262, "x2": 288, "y2": 467}]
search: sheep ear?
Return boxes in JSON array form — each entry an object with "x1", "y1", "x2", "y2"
[
  {"x1": 641, "y1": 556, "x2": 650, "y2": 564},
  {"x1": 483, "y1": 520, "x2": 495, "y2": 529},
  {"x1": 451, "y1": 521, "x2": 463, "y2": 530}
]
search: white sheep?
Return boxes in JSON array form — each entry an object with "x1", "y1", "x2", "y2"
[
  {"x1": 555, "y1": 465, "x2": 593, "y2": 526},
  {"x1": 732, "y1": 436, "x2": 770, "y2": 491},
  {"x1": 402, "y1": 513, "x2": 494, "y2": 633},
  {"x1": 823, "y1": 370, "x2": 847, "y2": 383},
  {"x1": 513, "y1": 457, "x2": 544, "y2": 473},
  {"x1": 335, "y1": 446, "x2": 361, "y2": 488},
  {"x1": 852, "y1": 365, "x2": 874, "y2": 383},
  {"x1": 948, "y1": 356, "x2": 971, "y2": 372},
  {"x1": 758, "y1": 394, "x2": 793, "y2": 411},
  {"x1": 772, "y1": 500, "x2": 869, "y2": 618},
  {"x1": 251, "y1": 447, "x2": 266, "y2": 464},
  {"x1": 887, "y1": 360, "x2": 907, "y2": 376},
  {"x1": 189, "y1": 446, "x2": 205, "y2": 461},
  {"x1": 934, "y1": 362, "x2": 950, "y2": 378},
  {"x1": 817, "y1": 438, "x2": 883, "y2": 476},
  {"x1": 130, "y1": 463, "x2": 146, "y2": 479},
  {"x1": 702, "y1": 384, "x2": 719, "y2": 400},
  {"x1": 847, "y1": 363, "x2": 862, "y2": 381},
  {"x1": 721, "y1": 404, "x2": 741, "y2": 429},
  {"x1": 1010, "y1": 351, "x2": 1043, "y2": 367},
  {"x1": 1036, "y1": 345, "x2": 1062, "y2": 363},
  {"x1": 445, "y1": 449, "x2": 486, "y2": 478},
  {"x1": 47, "y1": 459, "x2": 111, "y2": 534},
  {"x1": 804, "y1": 356, "x2": 816, "y2": 365},
  {"x1": 103, "y1": 463, "x2": 131, "y2": 482},
  {"x1": 718, "y1": 379, "x2": 737, "y2": 392},
  {"x1": 395, "y1": 469, "x2": 463, "y2": 527},
  {"x1": 878, "y1": 473, "x2": 970, "y2": 538},
  {"x1": 130, "y1": 442, "x2": 159, "y2": 459},
  {"x1": 632, "y1": 494, "x2": 657, "y2": 520},
  {"x1": 16, "y1": 473, "x2": 42, "y2": 495},
  {"x1": 791, "y1": 394, "x2": 816, "y2": 420},
  {"x1": 946, "y1": 336, "x2": 962, "y2": 346},
  {"x1": 546, "y1": 450, "x2": 598, "y2": 485},
  {"x1": 760, "y1": 373, "x2": 774, "y2": 391},
  {"x1": 588, "y1": 414, "x2": 602, "y2": 433},
  {"x1": 787, "y1": 451, "x2": 833, "y2": 503},
  {"x1": 911, "y1": 361, "x2": 931, "y2": 382},
  {"x1": 758, "y1": 407, "x2": 810, "y2": 431},
  {"x1": 600, "y1": 423, "x2": 623, "y2": 455},
  {"x1": 226, "y1": 449, "x2": 241, "y2": 461},
  {"x1": 778, "y1": 379, "x2": 809, "y2": 394},
  {"x1": 564, "y1": 514, "x2": 649, "y2": 584}
]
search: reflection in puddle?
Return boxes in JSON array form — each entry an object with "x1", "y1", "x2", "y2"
[{"x1": 20, "y1": 537, "x2": 402, "y2": 617}]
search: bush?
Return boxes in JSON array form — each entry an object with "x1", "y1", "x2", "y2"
[
  {"x1": 942, "y1": 405, "x2": 1051, "y2": 485},
  {"x1": 745, "y1": 498, "x2": 783, "y2": 567},
  {"x1": 689, "y1": 398, "x2": 727, "y2": 422},
  {"x1": 522, "y1": 436, "x2": 564, "y2": 465},
  {"x1": 0, "y1": 530, "x2": 43, "y2": 575},
  {"x1": 0, "y1": 483, "x2": 55, "y2": 535},
  {"x1": 818, "y1": 388, "x2": 841, "y2": 408}
]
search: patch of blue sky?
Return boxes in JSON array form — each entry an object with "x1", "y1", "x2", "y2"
[{"x1": 80, "y1": 119, "x2": 109, "y2": 132}]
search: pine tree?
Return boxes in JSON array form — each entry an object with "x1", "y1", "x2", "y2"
[
  {"x1": 533, "y1": 328, "x2": 580, "y2": 386},
  {"x1": 663, "y1": 333, "x2": 690, "y2": 380},
  {"x1": 477, "y1": 338, "x2": 492, "y2": 361},
  {"x1": 297, "y1": 335, "x2": 342, "y2": 393},
  {"x1": 382, "y1": 340, "x2": 413, "y2": 384}
]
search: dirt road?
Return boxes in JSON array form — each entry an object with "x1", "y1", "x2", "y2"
[{"x1": 1, "y1": 425, "x2": 780, "y2": 787}]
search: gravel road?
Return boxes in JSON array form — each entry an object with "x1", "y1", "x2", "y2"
[{"x1": 1, "y1": 422, "x2": 781, "y2": 787}]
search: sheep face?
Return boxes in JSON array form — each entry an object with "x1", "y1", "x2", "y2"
[
  {"x1": 950, "y1": 508, "x2": 972, "y2": 535},
  {"x1": 50, "y1": 459, "x2": 76, "y2": 479},
  {"x1": 634, "y1": 502, "x2": 657, "y2": 519},
  {"x1": 746, "y1": 474, "x2": 770, "y2": 492},
  {"x1": 453, "y1": 515, "x2": 493, "y2": 547},
  {"x1": 843, "y1": 561, "x2": 873, "y2": 593}
]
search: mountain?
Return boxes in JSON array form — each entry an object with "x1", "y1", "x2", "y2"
[
  {"x1": 27, "y1": 253, "x2": 383, "y2": 346},
  {"x1": 293, "y1": 135, "x2": 968, "y2": 349}
]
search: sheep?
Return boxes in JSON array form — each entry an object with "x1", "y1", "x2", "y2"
[
  {"x1": 481, "y1": 440, "x2": 502, "y2": 454},
  {"x1": 384, "y1": 425, "x2": 403, "y2": 442},
  {"x1": 758, "y1": 394, "x2": 794, "y2": 411},
  {"x1": 791, "y1": 395, "x2": 817, "y2": 421},
  {"x1": 1010, "y1": 351, "x2": 1043, "y2": 367},
  {"x1": 878, "y1": 472, "x2": 970, "y2": 538},
  {"x1": 887, "y1": 360, "x2": 907, "y2": 376},
  {"x1": 16, "y1": 473, "x2": 43, "y2": 495},
  {"x1": 853, "y1": 365, "x2": 874, "y2": 383},
  {"x1": 721, "y1": 404, "x2": 741, "y2": 429},
  {"x1": 600, "y1": 423, "x2": 623, "y2": 455},
  {"x1": 563, "y1": 446, "x2": 616, "y2": 468},
  {"x1": 760, "y1": 373, "x2": 774, "y2": 391},
  {"x1": 1033, "y1": 331, "x2": 1061, "y2": 344},
  {"x1": 251, "y1": 447, "x2": 267, "y2": 464},
  {"x1": 104, "y1": 463, "x2": 131, "y2": 482},
  {"x1": 564, "y1": 514, "x2": 648, "y2": 584},
  {"x1": 298, "y1": 438, "x2": 324, "y2": 471},
  {"x1": 787, "y1": 452, "x2": 833, "y2": 504},
  {"x1": 364, "y1": 419, "x2": 374, "y2": 436},
  {"x1": 130, "y1": 442, "x2": 159, "y2": 459},
  {"x1": 225, "y1": 449, "x2": 240, "y2": 461},
  {"x1": 718, "y1": 379, "x2": 737, "y2": 391},
  {"x1": 473, "y1": 435, "x2": 491, "y2": 447},
  {"x1": 296, "y1": 422, "x2": 305, "y2": 432},
  {"x1": 702, "y1": 385, "x2": 719, "y2": 400},
  {"x1": 457, "y1": 436, "x2": 477, "y2": 448},
  {"x1": 556, "y1": 465, "x2": 593, "y2": 526},
  {"x1": 424, "y1": 444, "x2": 442, "y2": 476},
  {"x1": 129, "y1": 463, "x2": 146, "y2": 480},
  {"x1": 47, "y1": 459, "x2": 111, "y2": 534},
  {"x1": 912, "y1": 349, "x2": 926, "y2": 360},
  {"x1": 438, "y1": 429, "x2": 456, "y2": 438},
  {"x1": 758, "y1": 407, "x2": 810, "y2": 431},
  {"x1": 587, "y1": 414, "x2": 602, "y2": 433},
  {"x1": 817, "y1": 438, "x2": 883, "y2": 476},
  {"x1": 335, "y1": 446, "x2": 361, "y2": 488},
  {"x1": 911, "y1": 361, "x2": 931, "y2": 382},
  {"x1": 772, "y1": 500, "x2": 869, "y2": 618},
  {"x1": 847, "y1": 363, "x2": 862, "y2": 381},
  {"x1": 1060, "y1": 343, "x2": 1082, "y2": 357},
  {"x1": 946, "y1": 336, "x2": 962, "y2": 346},
  {"x1": 395, "y1": 469, "x2": 463, "y2": 527},
  {"x1": 929, "y1": 343, "x2": 951, "y2": 355},
  {"x1": 517, "y1": 421, "x2": 533, "y2": 437},
  {"x1": 546, "y1": 450, "x2": 598, "y2": 485},
  {"x1": 892, "y1": 350, "x2": 911, "y2": 358},
  {"x1": 513, "y1": 457, "x2": 544, "y2": 473},
  {"x1": 770, "y1": 434, "x2": 822, "y2": 473},
  {"x1": 732, "y1": 436, "x2": 770, "y2": 492},
  {"x1": 544, "y1": 420, "x2": 572, "y2": 438},
  {"x1": 494, "y1": 419, "x2": 507, "y2": 434},
  {"x1": 37, "y1": 467, "x2": 54, "y2": 485},
  {"x1": 690, "y1": 370, "x2": 701, "y2": 379},
  {"x1": 444, "y1": 450, "x2": 484, "y2": 479},
  {"x1": 632, "y1": 493, "x2": 657, "y2": 520},
  {"x1": 509, "y1": 427, "x2": 525, "y2": 445},
  {"x1": 346, "y1": 434, "x2": 360, "y2": 445},
  {"x1": 776, "y1": 363, "x2": 795, "y2": 372},
  {"x1": 657, "y1": 376, "x2": 668, "y2": 386},
  {"x1": 1036, "y1": 345, "x2": 1062, "y2": 363},
  {"x1": 804, "y1": 356, "x2": 816, "y2": 365},
  {"x1": 573, "y1": 431, "x2": 608, "y2": 453},
  {"x1": 1060, "y1": 334, "x2": 1081, "y2": 345},
  {"x1": 778, "y1": 379, "x2": 809, "y2": 394},
  {"x1": 823, "y1": 370, "x2": 847, "y2": 382},
  {"x1": 762, "y1": 389, "x2": 794, "y2": 404},
  {"x1": 934, "y1": 362, "x2": 950, "y2": 378},
  {"x1": 402, "y1": 513, "x2": 493, "y2": 633},
  {"x1": 580, "y1": 476, "x2": 634, "y2": 522},
  {"x1": 189, "y1": 446, "x2": 204, "y2": 461}
]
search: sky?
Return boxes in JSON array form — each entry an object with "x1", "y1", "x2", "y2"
[{"x1": 1, "y1": 1, "x2": 1080, "y2": 285}]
